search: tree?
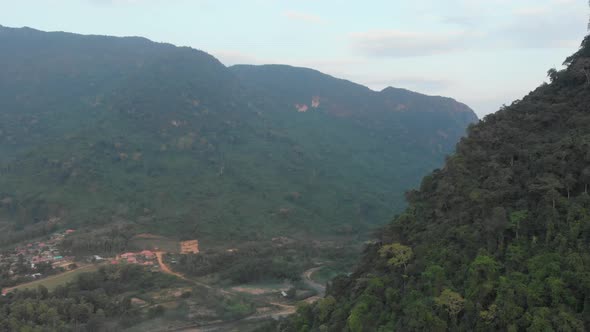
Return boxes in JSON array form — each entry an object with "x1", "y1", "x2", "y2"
[
  {"x1": 529, "y1": 174, "x2": 564, "y2": 209},
  {"x1": 378, "y1": 243, "x2": 413, "y2": 271},
  {"x1": 421, "y1": 265, "x2": 446, "y2": 296},
  {"x1": 435, "y1": 289, "x2": 465, "y2": 325},
  {"x1": 581, "y1": 167, "x2": 590, "y2": 194},
  {"x1": 547, "y1": 68, "x2": 559, "y2": 83},
  {"x1": 509, "y1": 210, "x2": 528, "y2": 240},
  {"x1": 314, "y1": 296, "x2": 336, "y2": 323}
]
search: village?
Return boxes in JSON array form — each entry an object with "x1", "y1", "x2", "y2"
[
  {"x1": 0, "y1": 229, "x2": 77, "y2": 283},
  {"x1": 0, "y1": 230, "x2": 201, "y2": 295}
]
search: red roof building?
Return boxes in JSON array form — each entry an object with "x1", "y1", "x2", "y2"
[{"x1": 140, "y1": 250, "x2": 154, "y2": 258}]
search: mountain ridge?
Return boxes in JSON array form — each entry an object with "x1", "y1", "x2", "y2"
[{"x1": 0, "y1": 25, "x2": 476, "y2": 250}]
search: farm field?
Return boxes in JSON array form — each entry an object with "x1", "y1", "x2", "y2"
[{"x1": 4, "y1": 264, "x2": 99, "y2": 292}]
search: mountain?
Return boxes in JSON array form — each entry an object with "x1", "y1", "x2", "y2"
[
  {"x1": 230, "y1": 64, "x2": 475, "y2": 152},
  {"x1": 279, "y1": 38, "x2": 590, "y2": 331},
  {"x1": 0, "y1": 26, "x2": 476, "y2": 248}
]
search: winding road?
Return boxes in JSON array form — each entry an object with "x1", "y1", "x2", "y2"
[
  {"x1": 302, "y1": 266, "x2": 326, "y2": 296},
  {"x1": 164, "y1": 266, "x2": 327, "y2": 332}
]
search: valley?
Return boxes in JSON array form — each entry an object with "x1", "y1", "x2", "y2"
[
  {"x1": 1, "y1": 226, "x2": 345, "y2": 331},
  {"x1": 0, "y1": 0, "x2": 588, "y2": 330},
  {"x1": 0, "y1": 26, "x2": 476, "y2": 329}
]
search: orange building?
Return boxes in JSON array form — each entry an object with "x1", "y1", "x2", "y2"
[{"x1": 180, "y1": 240, "x2": 199, "y2": 254}]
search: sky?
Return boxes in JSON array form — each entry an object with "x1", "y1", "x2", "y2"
[{"x1": 0, "y1": 0, "x2": 587, "y2": 117}]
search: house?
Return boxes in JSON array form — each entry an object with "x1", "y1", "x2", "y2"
[
  {"x1": 295, "y1": 104, "x2": 309, "y2": 112},
  {"x1": 121, "y1": 252, "x2": 136, "y2": 259},
  {"x1": 180, "y1": 240, "x2": 200, "y2": 254},
  {"x1": 311, "y1": 96, "x2": 321, "y2": 108},
  {"x1": 140, "y1": 250, "x2": 154, "y2": 258}
]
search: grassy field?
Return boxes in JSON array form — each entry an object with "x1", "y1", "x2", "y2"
[
  {"x1": 230, "y1": 281, "x2": 292, "y2": 295},
  {"x1": 7, "y1": 264, "x2": 99, "y2": 292}
]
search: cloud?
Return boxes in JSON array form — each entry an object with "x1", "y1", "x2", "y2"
[
  {"x1": 346, "y1": 74, "x2": 454, "y2": 93},
  {"x1": 352, "y1": 0, "x2": 586, "y2": 59},
  {"x1": 89, "y1": 0, "x2": 148, "y2": 4},
  {"x1": 283, "y1": 10, "x2": 324, "y2": 24},
  {"x1": 384, "y1": 77, "x2": 452, "y2": 91},
  {"x1": 88, "y1": 0, "x2": 189, "y2": 5},
  {"x1": 496, "y1": 3, "x2": 586, "y2": 49},
  {"x1": 213, "y1": 50, "x2": 272, "y2": 66},
  {"x1": 440, "y1": 16, "x2": 478, "y2": 28},
  {"x1": 350, "y1": 30, "x2": 474, "y2": 58}
]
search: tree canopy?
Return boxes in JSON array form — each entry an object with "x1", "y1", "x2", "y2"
[{"x1": 279, "y1": 35, "x2": 590, "y2": 332}]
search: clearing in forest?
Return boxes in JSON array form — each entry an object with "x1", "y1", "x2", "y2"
[{"x1": 3, "y1": 264, "x2": 99, "y2": 293}]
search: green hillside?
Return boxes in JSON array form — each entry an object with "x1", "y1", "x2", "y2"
[
  {"x1": 280, "y1": 37, "x2": 590, "y2": 331},
  {"x1": 0, "y1": 26, "x2": 476, "y2": 247}
]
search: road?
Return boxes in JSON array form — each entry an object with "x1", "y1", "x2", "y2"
[
  {"x1": 154, "y1": 257, "x2": 326, "y2": 332},
  {"x1": 171, "y1": 266, "x2": 326, "y2": 331},
  {"x1": 155, "y1": 251, "x2": 189, "y2": 281},
  {"x1": 302, "y1": 266, "x2": 326, "y2": 296}
]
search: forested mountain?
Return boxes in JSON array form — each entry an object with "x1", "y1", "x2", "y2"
[
  {"x1": 231, "y1": 65, "x2": 475, "y2": 155},
  {"x1": 0, "y1": 25, "x2": 476, "y2": 246},
  {"x1": 279, "y1": 37, "x2": 590, "y2": 331}
]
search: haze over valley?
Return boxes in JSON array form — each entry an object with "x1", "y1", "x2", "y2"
[{"x1": 0, "y1": 1, "x2": 589, "y2": 331}]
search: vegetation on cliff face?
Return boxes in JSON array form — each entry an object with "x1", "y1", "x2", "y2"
[
  {"x1": 0, "y1": 26, "x2": 476, "y2": 246},
  {"x1": 280, "y1": 37, "x2": 590, "y2": 332}
]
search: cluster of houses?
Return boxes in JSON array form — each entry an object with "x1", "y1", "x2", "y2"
[
  {"x1": 0, "y1": 229, "x2": 76, "y2": 280},
  {"x1": 112, "y1": 250, "x2": 157, "y2": 266},
  {"x1": 2, "y1": 233, "x2": 202, "y2": 295}
]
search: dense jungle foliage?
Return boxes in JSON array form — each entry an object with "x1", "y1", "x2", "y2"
[
  {"x1": 0, "y1": 26, "x2": 476, "y2": 246},
  {"x1": 279, "y1": 37, "x2": 590, "y2": 332}
]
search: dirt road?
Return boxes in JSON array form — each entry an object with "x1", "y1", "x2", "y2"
[
  {"x1": 302, "y1": 266, "x2": 326, "y2": 296},
  {"x1": 156, "y1": 251, "x2": 188, "y2": 281},
  {"x1": 156, "y1": 261, "x2": 326, "y2": 331},
  {"x1": 154, "y1": 251, "x2": 230, "y2": 295}
]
